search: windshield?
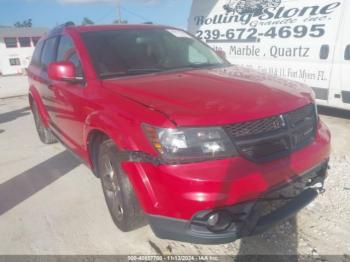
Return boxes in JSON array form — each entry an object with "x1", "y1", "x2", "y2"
[{"x1": 81, "y1": 28, "x2": 228, "y2": 79}]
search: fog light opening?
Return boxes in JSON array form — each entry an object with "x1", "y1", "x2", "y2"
[
  {"x1": 205, "y1": 210, "x2": 233, "y2": 233},
  {"x1": 207, "y1": 213, "x2": 219, "y2": 226}
]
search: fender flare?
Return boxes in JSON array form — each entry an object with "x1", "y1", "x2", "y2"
[
  {"x1": 28, "y1": 86, "x2": 50, "y2": 127},
  {"x1": 83, "y1": 111, "x2": 131, "y2": 152},
  {"x1": 83, "y1": 111, "x2": 159, "y2": 210}
]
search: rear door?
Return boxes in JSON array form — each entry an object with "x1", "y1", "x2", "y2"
[
  {"x1": 39, "y1": 36, "x2": 59, "y2": 123},
  {"x1": 28, "y1": 39, "x2": 44, "y2": 93},
  {"x1": 49, "y1": 34, "x2": 87, "y2": 154}
]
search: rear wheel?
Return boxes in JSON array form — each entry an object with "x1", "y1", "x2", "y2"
[
  {"x1": 32, "y1": 102, "x2": 57, "y2": 144},
  {"x1": 98, "y1": 139, "x2": 146, "y2": 232}
]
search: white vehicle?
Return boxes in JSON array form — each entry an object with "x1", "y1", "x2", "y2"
[{"x1": 188, "y1": 0, "x2": 350, "y2": 110}]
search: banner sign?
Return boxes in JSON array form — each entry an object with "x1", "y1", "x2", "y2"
[{"x1": 188, "y1": 0, "x2": 344, "y2": 93}]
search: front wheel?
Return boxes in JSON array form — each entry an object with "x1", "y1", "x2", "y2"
[
  {"x1": 98, "y1": 139, "x2": 146, "y2": 232},
  {"x1": 32, "y1": 102, "x2": 57, "y2": 144}
]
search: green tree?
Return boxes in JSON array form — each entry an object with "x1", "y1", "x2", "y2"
[
  {"x1": 81, "y1": 17, "x2": 94, "y2": 25},
  {"x1": 14, "y1": 19, "x2": 32, "y2": 28}
]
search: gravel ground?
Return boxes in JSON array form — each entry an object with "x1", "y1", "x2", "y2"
[{"x1": 0, "y1": 96, "x2": 349, "y2": 259}]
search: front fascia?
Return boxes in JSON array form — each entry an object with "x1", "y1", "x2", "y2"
[{"x1": 121, "y1": 120, "x2": 330, "y2": 220}]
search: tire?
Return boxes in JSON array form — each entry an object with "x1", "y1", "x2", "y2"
[
  {"x1": 98, "y1": 139, "x2": 146, "y2": 232},
  {"x1": 32, "y1": 102, "x2": 57, "y2": 144}
]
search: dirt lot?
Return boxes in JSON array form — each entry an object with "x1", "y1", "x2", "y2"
[{"x1": 0, "y1": 95, "x2": 349, "y2": 258}]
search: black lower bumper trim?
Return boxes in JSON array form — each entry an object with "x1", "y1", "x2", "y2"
[
  {"x1": 148, "y1": 189, "x2": 319, "y2": 245},
  {"x1": 147, "y1": 161, "x2": 328, "y2": 244},
  {"x1": 148, "y1": 215, "x2": 239, "y2": 245},
  {"x1": 253, "y1": 188, "x2": 318, "y2": 235}
]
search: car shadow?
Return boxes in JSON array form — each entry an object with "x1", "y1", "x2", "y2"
[
  {"x1": 0, "y1": 107, "x2": 31, "y2": 125},
  {"x1": 0, "y1": 150, "x2": 81, "y2": 216},
  {"x1": 318, "y1": 105, "x2": 350, "y2": 120}
]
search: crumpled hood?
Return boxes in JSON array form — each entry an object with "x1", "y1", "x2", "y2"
[{"x1": 102, "y1": 66, "x2": 314, "y2": 126}]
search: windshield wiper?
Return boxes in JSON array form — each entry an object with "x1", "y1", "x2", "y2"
[{"x1": 100, "y1": 68, "x2": 163, "y2": 79}]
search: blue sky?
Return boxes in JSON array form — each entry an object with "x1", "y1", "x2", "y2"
[{"x1": 0, "y1": 0, "x2": 192, "y2": 29}]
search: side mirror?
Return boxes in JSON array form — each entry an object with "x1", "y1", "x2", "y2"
[
  {"x1": 48, "y1": 61, "x2": 83, "y2": 83},
  {"x1": 215, "y1": 50, "x2": 227, "y2": 59}
]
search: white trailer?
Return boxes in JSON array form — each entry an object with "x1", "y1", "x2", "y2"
[{"x1": 188, "y1": 0, "x2": 350, "y2": 110}]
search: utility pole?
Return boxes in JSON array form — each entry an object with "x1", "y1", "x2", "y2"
[{"x1": 117, "y1": 0, "x2": 122, "y2": 24}]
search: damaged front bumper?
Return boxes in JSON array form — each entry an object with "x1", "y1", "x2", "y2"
[{"x1": 147, "y1": 160, "x2": 328, "y2": 244}]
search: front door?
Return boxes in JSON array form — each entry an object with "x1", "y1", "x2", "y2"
[{"x1": 49, "y1": 34, "x2": 87, "y2": 154}]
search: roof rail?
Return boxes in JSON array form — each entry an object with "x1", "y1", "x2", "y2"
[
  {"x1": 64, "y1": 21, "x2": 75, "y2": 27},
  {"x1": 53, "y1": 21, "x2": 75, "y2": 30},
  {"x1": 48, "y1": 21, "x2": 75, "y2": 36}
]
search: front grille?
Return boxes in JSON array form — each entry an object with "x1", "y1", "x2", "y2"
[
  {"x1": 224, "y1": 104, "x2": 317, "y2": 162},
  {"x1": 225, "y1": 115, "x2": 285, "y2": 138},
  {"x1": 287, "y1": 104, "x2": 314, "y2": 128}
]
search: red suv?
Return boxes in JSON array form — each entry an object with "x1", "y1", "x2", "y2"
[{"x1": 28, "y1": 23, "x2": 331, "y2": 244}]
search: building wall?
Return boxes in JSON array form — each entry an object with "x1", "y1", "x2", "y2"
[{"x1": 0, "y1": 37, "x2": 37, "y2": 75}]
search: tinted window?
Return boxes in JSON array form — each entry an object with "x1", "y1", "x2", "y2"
[
  {"x1": 19, "y1": 37, "x2": 31, "y2": 47},
  {"x1": 57, "y1": 35, "x2": 75, "y2": 61},
  {"x1": 57, "y1": 35, "x2": 83, "y2": 77},
  {"x1": 189, "y1": 45, "x2": 208, "y2": 63},
  {"x1": 31, "y1": 40, "x2": 44, "y2": 67},
  {"x1": 41, "y1": 37, "x2": 58, "y2": 70},
  {"x1": 81, "y1": 29, "x2": 226, "y2": 78},
  {"x1": 5, "y1": 37, "x2": 17, "y2": 48},
  {"x1": 345, "y1": 45, "x2": 350, "y2": 61}
]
